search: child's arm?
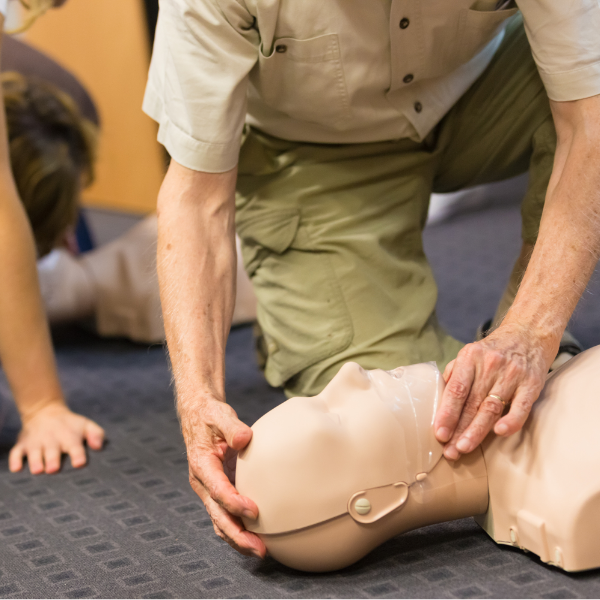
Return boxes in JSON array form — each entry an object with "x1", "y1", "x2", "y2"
[{"x1": 0, "y1": 14, "x2": 104, "y2": 473}]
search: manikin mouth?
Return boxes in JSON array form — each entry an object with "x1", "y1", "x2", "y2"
[{"x1": 388, "y1": 366, "x2": 405, "y2": 380}]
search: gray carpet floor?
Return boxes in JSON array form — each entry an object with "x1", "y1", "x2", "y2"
[{"x1": 1, "y1": 202, "x2": 600, "y2": 599}]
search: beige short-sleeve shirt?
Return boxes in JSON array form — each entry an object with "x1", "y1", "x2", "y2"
[{"x1": 143, "y1": 0, "x2": 600, "y2": 173}]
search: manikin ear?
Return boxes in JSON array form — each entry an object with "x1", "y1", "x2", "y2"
[{"x1": 348, "y1": 482, "x2": 409, "y2": 524}]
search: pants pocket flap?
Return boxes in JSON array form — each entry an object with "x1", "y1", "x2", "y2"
[{"x1": 237, "y1": 208, "x2": 300, "y2": 255}]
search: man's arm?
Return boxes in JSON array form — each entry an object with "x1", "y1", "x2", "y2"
[
  {"x1": 435, "y1": 93, "x2": 600, "y2": 458},
  {"x1": 157, "y1": 160, "x2": 265, "y2": 558}
]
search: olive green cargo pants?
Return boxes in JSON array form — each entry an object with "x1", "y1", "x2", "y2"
[{"x1": 236, "y1": 16, "x2": 556, "y2": 397}]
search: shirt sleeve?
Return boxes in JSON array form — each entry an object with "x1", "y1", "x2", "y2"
[
  {"x1": 518, "y1": 0, "x2": 600, "y2": 101},
  {"x1": 143, "y1": 0, "x2": 259, "y2": 173}
]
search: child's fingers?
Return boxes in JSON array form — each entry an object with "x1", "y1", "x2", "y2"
[
  {"x1": 8, "y1": 444, "x2": 24, "y2": 473},
  {"x1": 43, "y1": 445, "x2": 62, "y2": 474},
  {"x1": 68, "y1": 443, "x2": 87, "y2": 469},
  {"x1": 27, "y1": 447, "x2": 45, "y2": 475},
  {"x1": 85, "y1": 420, "x2": 105, "y2": 450}
]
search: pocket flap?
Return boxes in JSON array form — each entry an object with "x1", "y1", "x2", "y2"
[
  {"x1": 261, "y1": 33, "x2": 341, "y2": 62},
  {"x1": 236, "y1": 208, "x2": 300, "y2": 254}
]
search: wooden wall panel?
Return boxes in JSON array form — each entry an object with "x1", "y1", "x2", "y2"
[{"x1": 23, "y1": 0, "x2": 164, "y2": 214}]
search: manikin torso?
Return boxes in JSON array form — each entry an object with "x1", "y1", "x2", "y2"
[{"x1": 236, "y1": 347, "x2": 600, "y2": 572}]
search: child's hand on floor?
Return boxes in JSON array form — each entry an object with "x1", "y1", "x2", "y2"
[{"x1": 8, "y1": 403, "x2": 105, "y2": 474}]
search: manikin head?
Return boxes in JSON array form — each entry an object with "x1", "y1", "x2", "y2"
[{"x1": 236, "y1": 362, "x2": 447, "y2": 571}]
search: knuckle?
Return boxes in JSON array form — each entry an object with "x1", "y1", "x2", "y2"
[
  {"x1": 213, "y1": 524, "x2": 226, "y2": 541},
  {"x1": 207, "y1": 401, "x2": 237, "y2": 425},
  {"x1": 459, "y1": 344, "x2": 476, "y2": 361},
  {"x1": 205, "y1": 482, "x2": 218, "y2": 501},
  {"x1": 484, "y1": 351, "x2": 503, "y2": 371},
  {"x1": 480, "y1": 398, "x2": 504, "y2": 418},
  {"x1": 463, "y1": 404, "x2": 480, "y2": 421},
  {"x1": 517, "y1": 397, "x2": 534, "y2": 413},
  {"x1": 467, "y1": 422, "x2": 486, "y2": 441},
  {"x1": 504, "y1": 362, "x2": 522, "y2": 381},
  {"x1": 447, "y1": 380, "x2": 469, "y2": 400}
]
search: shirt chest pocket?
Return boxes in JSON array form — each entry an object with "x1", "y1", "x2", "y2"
[
  {"x1": 423, "y1": 1, "x2": 519, "y2": 79},
  {"x1": 458, "y1": 1, "x2": 519, "y2": 62},
  {"x1": 250, "y1": 33, "x2": 353, "y2": 130}
]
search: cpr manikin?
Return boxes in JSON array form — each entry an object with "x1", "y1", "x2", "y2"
[{"x1": 236, "y1": 346, "x2": 600, "y2": 572}]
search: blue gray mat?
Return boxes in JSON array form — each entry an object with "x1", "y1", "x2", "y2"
[{"x1": 1, "y1": 203, "x2": 599, "y2": 599}]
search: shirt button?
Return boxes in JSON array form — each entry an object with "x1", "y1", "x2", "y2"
[
  {"x1": 275, "y1": 44, "x2": 287, "y2": 53},
  {"x1": 400, "y1": 18, "x2": 410, "y2": 29},
  {"x1": 403, "y1": 73, "x2": 414, "y2": 84},
  {"x1": 414, "y1": 101, "x2": 423, "y2": 113}
]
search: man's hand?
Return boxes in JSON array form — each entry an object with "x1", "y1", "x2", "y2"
[
  {"x1": 434, "y1": 323, "x2": 555, "y2": 460},
  {"x1": 435, "y1": 93, "x2": 600, "y2": 458},
  {"x1": 9, "y1": 402, "x2": 105, "y2": 474},
  {"x1": 181, "y1": 398, "x2": 266, "y2": 558}
]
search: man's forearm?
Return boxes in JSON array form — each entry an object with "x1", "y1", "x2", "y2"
[
  {"x1": 156, "y1": 161, "x2": 238, "y2": 412},
  {"x1": 502, "y1": 95, "x2": 600, "y2": 352}
]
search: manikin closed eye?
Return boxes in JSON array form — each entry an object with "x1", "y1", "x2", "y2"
[{"x1": 236, "y1": 347, "x2": 600, "y2": 572}]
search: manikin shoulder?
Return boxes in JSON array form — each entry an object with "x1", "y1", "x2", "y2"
[{"x1": 478, "y1": 346, "x2": 600, "y2": 571}]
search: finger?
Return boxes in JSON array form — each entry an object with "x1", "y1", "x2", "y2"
[
  {"x1": 27, "y1": 446, "x2": 45, "y2": 475},
  {"x1": 192, "y1": 453, "x2": 259, "y2": 519},
  {"x1": 43, "y1": 445, "x2": 62, "y2": 474},
  {"x1": 223, "y1": 447, "x2": 238, "y2": 485},
  {"x1": 84, "y1": 420, "x2": 105, "y2": 451},
  {"x1": 494, "y1": 385, "x2": 538, "y2": 436},
  {"x1": 442, "y1": 359, "x2": 456, "y2": 383},
  {"x1": 442, "y1": 381, "x2": 492, "y2": 461},
  {"x1": 67, "y1": 443, "x2": 88, "y2": 469},
  {"x1": 210, "y1": 404, "x2": 253, "y2": 452},
  {"x1": 443, "y1": 397, "x2": 481, "y2": 461},
  {"x1": 8, "y1": 444, "x2": 24, "y2": 473},
  {"x1": 454, "y1": 393, "x2": 506, "y2": 454},
  {"x1": 212, "y1": 513, "x2": 267, "y2": 558},
  {"x1": 195, "y1": 480, "x2": 266, "y2": 559},
  {"x1": 435, "y1": 351, "x2": 476, "y2": 443}
]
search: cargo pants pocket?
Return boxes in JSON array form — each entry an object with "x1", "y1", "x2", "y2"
[{"x1": 236, "y1": 208, "x2": 354, "y2": 388}]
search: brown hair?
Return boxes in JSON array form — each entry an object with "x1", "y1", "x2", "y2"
[{"x1": 3, "y1": 71, "x2": 98, "y2": 256}]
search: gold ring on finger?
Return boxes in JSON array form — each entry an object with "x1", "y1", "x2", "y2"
[{"x1": 488, "y1": 393, "x2": 508, "y2": 408}]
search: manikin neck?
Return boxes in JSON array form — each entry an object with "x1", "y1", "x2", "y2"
[{"x1": 387, "y1": 447, "x2": 489, "y2": 537}]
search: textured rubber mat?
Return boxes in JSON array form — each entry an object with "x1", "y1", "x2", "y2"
[{"x1": 1, "y1": 203, "x2": 599, "y2": 598}]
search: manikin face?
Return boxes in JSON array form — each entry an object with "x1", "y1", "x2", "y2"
[{"x1": 236, "y1": 361, "x2": 445, "y2": 536}]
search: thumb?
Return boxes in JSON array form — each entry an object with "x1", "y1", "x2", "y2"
[{"x1": 213, "y1": 405, "x2": 253, "y2": 451}]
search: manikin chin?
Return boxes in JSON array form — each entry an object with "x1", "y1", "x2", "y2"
[{"x1": 236, "y1": 346, "x2": 600, "y2": 572}]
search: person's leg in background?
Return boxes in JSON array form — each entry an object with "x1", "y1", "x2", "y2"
[
  {"x1": 38, "y1": 218, "x2": 257, "y2": 343},
  {"x1": 431, "y1": 15, "x2": 581, "y2": 367},
  {"x1": 236, "y1": 128, "x2": 461, "y2": 397}
]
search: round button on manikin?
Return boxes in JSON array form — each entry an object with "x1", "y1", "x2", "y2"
[
  {"x1": 403, "y1": 73, "x2": 414, "y2": 84},
  {"x1": 400, "y1": 17, "x2": 410, "y2": 29},
  {"x1": 276, "y1": 44, "x2": 287, "y2": 53},
  {"x1": 414, "y1": 101, "x2": 423, "y2": 113},
  {"x1": 354, "y1": 497, "x2": 372, "y2": 515}
]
